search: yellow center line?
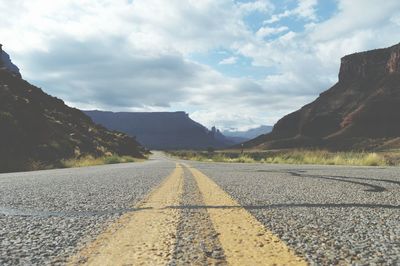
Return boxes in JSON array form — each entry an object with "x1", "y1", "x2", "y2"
[
  {"x1": 68, "y1": 163, "x2": 184, "y2": 266},
  {"x1": 185, "y1": 163, "x2": 307, "y2": 266}
]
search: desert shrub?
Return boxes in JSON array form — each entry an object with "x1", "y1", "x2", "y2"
[{"x1": 104, "y1": 155, "x2": 122, "y2": 164}]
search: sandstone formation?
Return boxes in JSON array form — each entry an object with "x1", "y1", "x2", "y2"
[{"x1": 244, "y1": 43, "x2": 400, "y2": 150}]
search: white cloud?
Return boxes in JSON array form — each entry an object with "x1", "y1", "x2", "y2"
[
  {"x1": 237, "y1": 0, "x2": 274, "y2": 14},
  {"x1": 264, "y1": 10, "x2": 291, "y2": 24},
  {"x1": 264, "y1": 0, "x2": 318, "y2": 24},
  {"x1": 295, "y1": 0, "x2": 318, "y2": 20},
  {"x1": 311, "y1": 0, "x2": 400, "y2": 42},
  {"x1": 256, "y1": 26, "x2": 289, "y2": 38},
  {"x1": 218, "y1": 56, "x2": 238, "y2": 65}
]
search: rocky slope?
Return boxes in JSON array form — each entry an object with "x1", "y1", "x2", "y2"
[
  {"x1": 85, "y1": 111, "x2": 235, "y2": 150},
  {"x1": 0, "y1": 46, "x2": 145, "y2": 172},
  {"x1": 244, "y1": 43, "x2": 400, "y2": 150}
]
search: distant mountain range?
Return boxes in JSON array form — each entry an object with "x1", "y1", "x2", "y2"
[
  {"x1": 244, "y1": 43, "x2": 400, "y2": 151},
  {"x1": 223, "y1": 125, "x2": 272, "y2": 141},
  {"x1": 85, "y1": 111, "x2": 236, "y2": 150},
  {"x1": 0, "y1": 45, "x2": 145, "y2": 172}
]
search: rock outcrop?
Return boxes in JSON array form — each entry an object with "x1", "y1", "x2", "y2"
[
  {"x1": 244, "y1": 43, "x2": 400, "y2": 150},
  {"x1": 0, "y1": 44, "x2": 21, "y2": 77}
]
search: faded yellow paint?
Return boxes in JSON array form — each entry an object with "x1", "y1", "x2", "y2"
[
  {"x1": 187, "y1": 164, "x2": 307, "y2": 266},
  {"x1": 69, "y1": 163, "x2": 184, "y2": 266}
]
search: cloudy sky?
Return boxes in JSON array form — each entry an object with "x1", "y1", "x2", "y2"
[{"x1": 1, "y1": 0, "x2": 400, "y2": 131}]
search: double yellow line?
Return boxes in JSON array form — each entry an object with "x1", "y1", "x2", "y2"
[{"x1": 69, "y1": 163, "x2": 306, "y2": 266}]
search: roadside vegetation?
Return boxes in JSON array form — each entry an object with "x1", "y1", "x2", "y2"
[
  {"x1": 167, "y1": 149, "x2": 400, "y2": 166},
  {"x1": 13, "y1": 154, "x2": 145, "y2": 173},
  {"x1": 60, "y1": 154, "x2": 144, "y2": 168}
]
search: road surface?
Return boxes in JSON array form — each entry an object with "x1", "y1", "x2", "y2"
[{"x1": 0, "y1": 153, "x2": 399, "y2": 265}]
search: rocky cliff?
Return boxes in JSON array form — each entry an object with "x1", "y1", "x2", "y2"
[{"x1": 244, "y1": 43, "x2": 400, "y2": 150}]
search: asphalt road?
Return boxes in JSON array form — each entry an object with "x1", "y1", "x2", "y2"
[{"x1": 0, "y1": 153, "x2": 399, "y2": 265}]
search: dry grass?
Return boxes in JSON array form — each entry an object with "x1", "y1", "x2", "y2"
[
  {"x1": 60, "y1": 154, "x2": 143, "y2": 168},
  {"x1": 167, "y1": 149, "x2": 396, "y2": 167},
  {"x1": 261, "y1": 150, "x2": 388, "y2": 166}
]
